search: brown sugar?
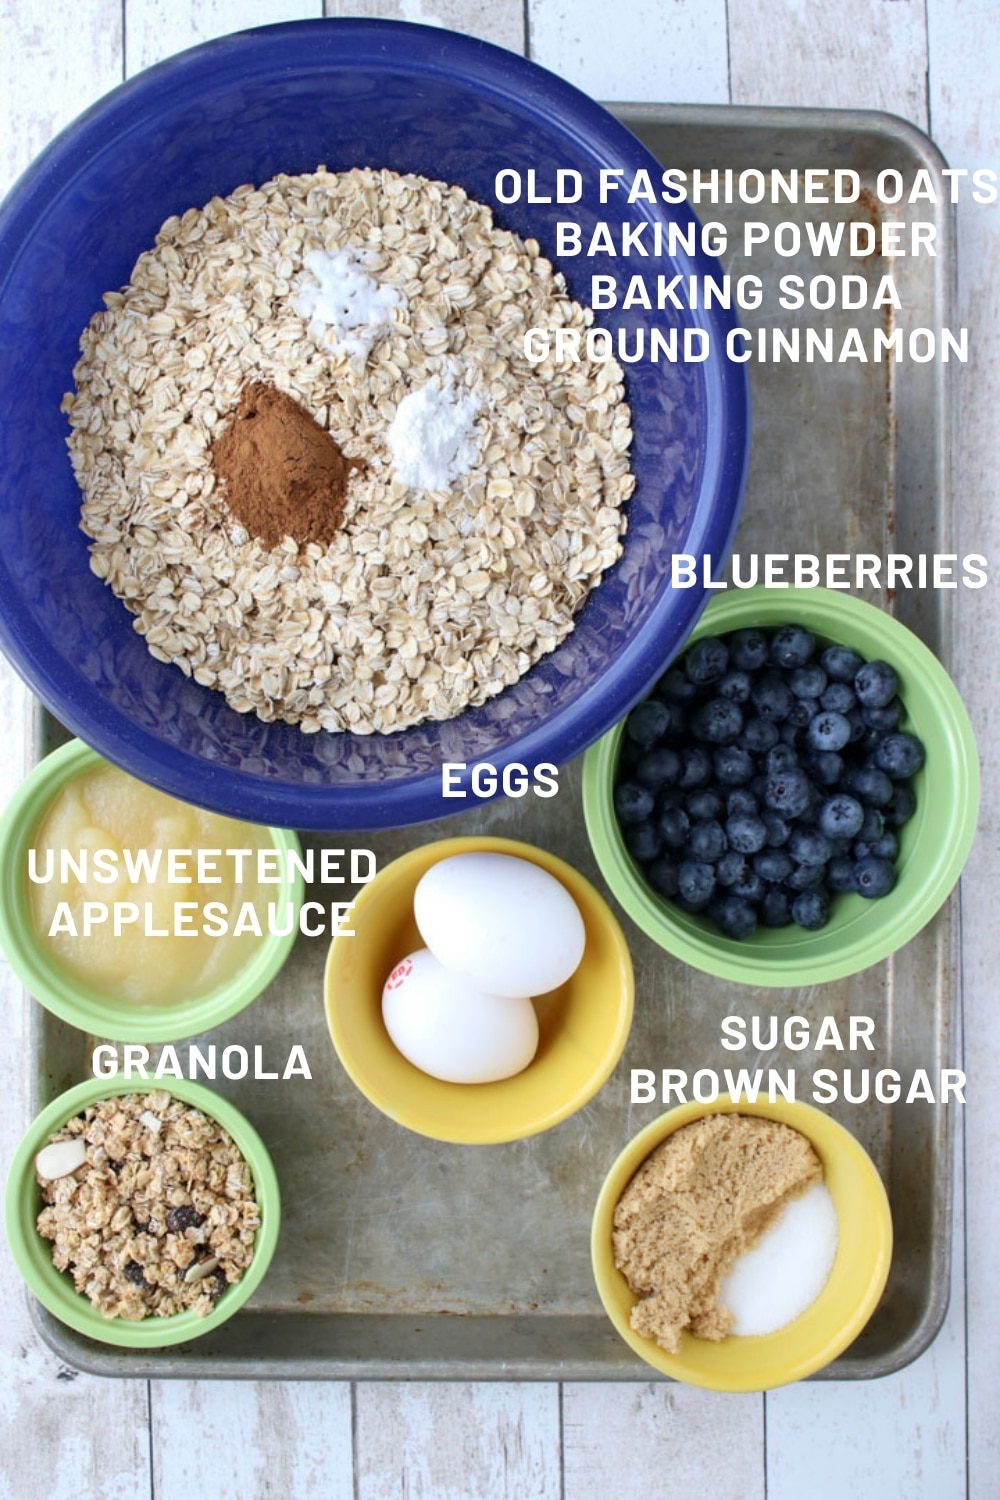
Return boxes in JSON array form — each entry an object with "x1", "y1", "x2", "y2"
[
  {"x1": 211, "y1": 381, "x2": 364, "y2": 548},
  {"x1": 612, "y1": 1113, "x2": 823, "y2": 1353}
]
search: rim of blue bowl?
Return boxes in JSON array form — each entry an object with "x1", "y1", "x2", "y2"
[{"x1": 0, "y1": 20, "x2": 749, "y2": 830}]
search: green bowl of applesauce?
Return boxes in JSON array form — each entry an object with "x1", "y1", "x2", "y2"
[{"x1": 0, "y1": 739, "x2": 304, "y2": 1041}]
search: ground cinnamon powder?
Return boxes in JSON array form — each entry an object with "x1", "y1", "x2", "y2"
[{"x1": 211, "y1": 381, "x2": 363, "y2": 548}]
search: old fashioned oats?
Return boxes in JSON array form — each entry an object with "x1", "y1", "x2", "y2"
[
  {"x1": 64, "y1": 167, "x2": 634, "y2": 735},
  {"x1": 35, "y1": 1091, "x2": 260, "y2": 1320}
]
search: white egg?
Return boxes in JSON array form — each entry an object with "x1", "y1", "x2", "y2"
[
  {"x1": 413, "y1": 852, "x2": 586, "y2": 997},
  {"x1": 381, "y1": 948, "x2": 539, "y2": 1084}
]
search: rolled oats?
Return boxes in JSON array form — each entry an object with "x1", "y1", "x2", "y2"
[{"x1": 64, "y1": 167, "x2": 635, "y2": 735}]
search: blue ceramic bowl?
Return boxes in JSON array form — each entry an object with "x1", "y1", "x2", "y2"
[{"x1": 0, "y1": 20, "x2": 748, "y2": 830}]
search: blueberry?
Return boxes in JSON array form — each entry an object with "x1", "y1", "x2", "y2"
[
  {"x1": 677, "y1": 860, "x2": 716, "y2": 909},
  {"x1": 751, "y1": 672, "x2": 793, "y2": 722},
  {"x1": 729, "y1": 628, "x2": 770, "y2": 671},
  {"x1": 731, "y1": 866, "x2": 765, "y2": 903},
  {"x1": 655, "y1": 786, "x2": 685, "y2": 814},
  {"x1": 716, "y1": 849, "x2": 750, "y2": 887},
  {"x1": 123, "y1": 1260, "x2": 152, "y2": 1290},
  {"x1": 867, "y1": 831, "x2": 900, "y2": 861},
  {"x1": 664, "y1": 703, "x2": 689, "y2": 740},
  {"x1": 820, "y1": 681, "x2": 856, "y2": 714},
  {"x1": 740, "y1": 717, "x2": 780, "y2": 754},
  {"x1": 625, "y1": 822, "x2": 662, "y2": 862},
  {"x1": 821, "y1": 644, "x2": 865, "y2": 682},
  {"x1": 766, "y1": 743, "x2": 798, "y2": 776},
  {"x1": 688, "y1": 819, "x2": 727, "y2": 863},
  {"x1": 710, "y1": 895, "x2": 758, "y2": 939},
  {"x1": 635, "y1": 746, "x2": 681, "y2": 790},
  {"x1": 857, "y1": 807, "x2": 885, "y2": 844},
  {"x1": 848, "y1": 765, "x2": 894, "y2": 807},
  {"x1": 763, "y1": 768, "x2": 812, "y2": 817},
  {"x1": 762, "y1": 812, "x2": 791, "y2": 847},
  {"x1": 886, "y1": 783, "x2": 917, "y2": 826},
  {"x1": 692, "y1": 697, "x2": 743, "y2": 744},
  {"x1": 874, "y1": 731, "x2": 925, "y2": 780},
  {"x1": 727, "y1": 787, "x2": 759, "y2": 818},
  {"x1": 826, "y1": 855, "x2": 857, "y2": 893},
  {"x1": 787, "y1": 861, "x2": 827, "y2": 891},
  {"x1": 686, "y1": 788, "x2": 723, "y2": 821},
  {"x1": 853, "y1": 856, "x2": 896, "y2": 898},
  {"x1": 791, "y1": 889, "x2": 831, "y2": 930},
  {"x1": 861, "y1": 697, "x2": 903, "y2": 733},
  {"x1": 647, "y1": 857, "x2": 679, "y2": 898},
  {"x1": 760, "y1": 888, "x2": 793, "y2": 927},
  {"x1": 846, "y1": 709, "x2": 868, "y2": 743},
  {"x1": 790, "y1": 663, "x2": 827, "y2": 699},
  {"x1": 625, "y1": 699, "x2": 670, "y2": 747},
  {"x1": 803, "y1": 750, "x2": 843, "y2": 787},
  {"x1": 770, "y1": 625, "x2": 816, "y2": 668},
  {"x1": 613, "y1": 781, "x2": 654, "y2": 824},
  {"x1": 855, "y1": 659, "x2": 898, "y2": 709},
  {"x1": 714, "y1": 745, "x2": 755, "y2": 786},
  {"x1": 657, "y1": 668, "x2": 698, "y2": 703},
  {"x1": 818, "y1": 793, "x2": 865, "y2": 840},
  {"x1": 788, "y1": 827, "x2": 832, "y2": 866},
  {"x1": 678, "y1": 745, "x2": 713, "y2": 789},
  {"x1": 726, "y1": 813, "x2": 768, "y2": 854},
  {"x1": 718, "y1": 669, "x2": 752, "y2": 704},
  {"x1": 806, "y1": 710, "x2": 852, "y2": 752},
  {"x1": 658, "y1": 805, "x2": 690, "y2": 849},
  {"x1": 684, "y1": 636, "x2": 729, "y2": 685},
  {"x1": 754, "y1": 849, "x2": 794, "y2": 883},
  {"x1": 787, "y1": 698, "x2": 817, "y2": 729}
]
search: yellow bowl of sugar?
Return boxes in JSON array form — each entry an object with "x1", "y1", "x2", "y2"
[{"x1": 591, "y1": 1097, "x2": 892, "y2": 1391}]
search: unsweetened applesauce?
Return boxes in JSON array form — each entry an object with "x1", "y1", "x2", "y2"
[{"x1": 28, "y1": 763, "x2": 267, "y2": 1005}]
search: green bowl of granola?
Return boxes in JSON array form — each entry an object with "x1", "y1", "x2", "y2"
[{"x1": 3, "y1": 1077, "x2": 280, "y2": 1348}]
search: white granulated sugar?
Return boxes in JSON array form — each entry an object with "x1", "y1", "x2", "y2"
[
  {"x1": 296, "y1": 247, "x2": 402, "y2": 361},
  {"x1": 387, "y1": 378, "x2": 482, "y2": 491},
  {"x1": 721, "y1": 1181, "x2": 839, "y2": 1336}
]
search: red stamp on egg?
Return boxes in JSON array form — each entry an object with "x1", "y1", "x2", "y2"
[{"x1": 385, "y1": 957, "x2": 413, "y2": 990}]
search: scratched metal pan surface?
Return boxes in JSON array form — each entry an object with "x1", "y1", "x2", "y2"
[{"x1": 26, "y1": 104, "x2": 958, "y2": 1379}]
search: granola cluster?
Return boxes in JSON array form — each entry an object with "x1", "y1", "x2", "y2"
[{"x1": 35, "y1": 1091, "x2": 260, "y2": 1320}]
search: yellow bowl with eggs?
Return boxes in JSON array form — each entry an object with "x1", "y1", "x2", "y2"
[
  {"x1": 591, "y1": 1097, "x2": 892, "y2": 1391},
  {"x1": 324, "y1": 835, "x2": 634, "y2": 1144},
  {"x1": 0, "y1": 739, "x2": 304, "y2": 1042}
]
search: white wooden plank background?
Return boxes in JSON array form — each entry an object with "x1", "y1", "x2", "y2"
[{"x1": 1, "y1": 1, "x2": 996, "y2": 1496}]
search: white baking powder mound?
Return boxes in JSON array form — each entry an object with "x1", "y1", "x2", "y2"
[
  {"x1": 386, "y1": 379, "x2": 482, "y2": 491},
  {"x1": 721, "y1": 1181, "x2": 839, "y2": 1336},
  {"x1": 296, "y1": 248, "x2": 402, "y2": 362}
]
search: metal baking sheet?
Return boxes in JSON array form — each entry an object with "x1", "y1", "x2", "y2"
[{"x1": 25, "y1": 103, "x2": 958, "y2": 1379}]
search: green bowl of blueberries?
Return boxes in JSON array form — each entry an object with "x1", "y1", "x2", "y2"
[{"x1": 582, "y1": 586, "x2": 979, "y2": 986}]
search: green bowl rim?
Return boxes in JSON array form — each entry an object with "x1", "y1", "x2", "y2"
[
  {"x1": 590, "y1": 1097, "x2": 893, "y2": 1390},
  {"x1": 0, "y1": 739, "x2": 305, "y2": 1041},
  {"x1": 582, "y1": 587, "x2": 980, "y2": 986},
  {"x1": 3, "y1": 1075, "x2": 280, "y2": 1348}
]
